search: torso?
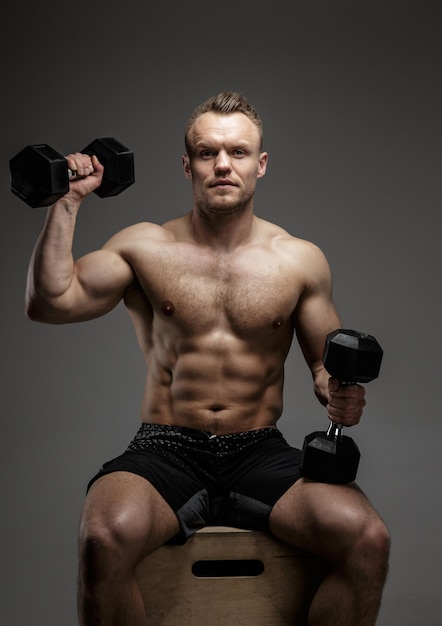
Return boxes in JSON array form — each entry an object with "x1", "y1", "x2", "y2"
[{"x1": 109, "y1": 214, "x2": 310, "y2": 434}]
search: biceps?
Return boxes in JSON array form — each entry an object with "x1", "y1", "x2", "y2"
[
  {"x1": 294, "y1": 290, "x2": 341, "y2": 373},
  {"x1": 64, "y1": 250, "x2": 134, "y2": 320},
  {"x1": 77, "y1": 249, "x2": 131, "y2": 294}
]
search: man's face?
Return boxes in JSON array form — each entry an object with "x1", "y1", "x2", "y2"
[{"x1": 183, "y1": 112, "x2": 268, "y2": 218}]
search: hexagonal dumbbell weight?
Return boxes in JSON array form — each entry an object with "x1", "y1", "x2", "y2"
[
  {"x1": 9, "y1": 137, "x2": 135, "y2": 208},
  {"x1": 301, "y1": 329, "x2": 383, "y2": 484}
]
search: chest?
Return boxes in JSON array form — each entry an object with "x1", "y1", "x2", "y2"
[{"x1": 132, "y1": 245, "x2": 301, "y2": 333}]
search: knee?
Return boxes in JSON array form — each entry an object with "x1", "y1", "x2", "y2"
[
  {"x1": 349, "y1": 511, "x2": 390, "y2": 577},
  {"x1": 78, "y1": 518, "x2": 129, "y2": 584},
  {"x1": 364, "y1": 515, "x2": 390, "y2": 564}
]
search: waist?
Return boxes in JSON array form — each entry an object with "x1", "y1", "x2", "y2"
[
  {"x1": 130, "y1": 423, "x2": 281, "y2": 449},
  {"x1": 140, "y1": 415, "x2": 279, "y2": 436},
  {"x1": 141, "y1": 401, "x2": 281, "y2": 434}
]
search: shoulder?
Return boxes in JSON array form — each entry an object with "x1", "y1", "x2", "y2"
[
  {"x1": 103, "y1": 213, "x2": 192, "y2": 248},
  {"x1": 102, "y1": 220, "x2": 175, "y2": 251},
  {"x1": 255, "y1": 218, "x2": 334, "y2": 299},
  {"x1": 256, "y1": 217, "x2": 330, "y2": 270}
]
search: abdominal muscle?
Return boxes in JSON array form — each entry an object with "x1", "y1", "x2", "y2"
[{"x1": 139, "y1": 331, "x2": 288, "y2": 435}]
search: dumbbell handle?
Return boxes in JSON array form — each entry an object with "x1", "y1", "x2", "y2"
[
  {"x1": 327, "y1": 421, "x2": 343, "y2": 438},
  {"x1": 67, "y1": 168, "x2": 88, "y2": 180}
]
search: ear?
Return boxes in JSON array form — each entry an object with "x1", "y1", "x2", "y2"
[
  {"x1": 182, "y1": 155, "x2": 192, "y2": 179},
  {"x1": 257, "y1": 151, "x2": 268, "y2": 179}
]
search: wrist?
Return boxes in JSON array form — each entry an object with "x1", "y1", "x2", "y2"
[{"x1": 50, "y1": 194, "x2": 82, "y2": 218}]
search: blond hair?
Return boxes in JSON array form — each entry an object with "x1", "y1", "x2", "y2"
[{"x1": 185, "y1": 91, "x2": 263, "y2": 153}]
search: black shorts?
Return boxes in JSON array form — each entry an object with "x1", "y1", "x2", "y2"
[{"x1": 87, "y1": 424, "x2": 302, "y2": 544}]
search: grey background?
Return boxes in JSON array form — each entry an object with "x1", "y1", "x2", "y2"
[{"x1": 1, "y1": 1, "x2": 440, "y2": 624}]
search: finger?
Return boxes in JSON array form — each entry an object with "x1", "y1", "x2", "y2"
[
  {"x1": 91, "y1": 154, "x2": 103, "y2": 170},
  {"x1": 65, "y1": 153, "x2": 95, "y2": 177},
  {"x1": 327, "y1": 396, "x2": 366, "y2": 425}
]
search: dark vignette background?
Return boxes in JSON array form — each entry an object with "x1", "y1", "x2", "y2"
[{"x1": 1, "y1": 1, "x2": 440, "y2": 624}]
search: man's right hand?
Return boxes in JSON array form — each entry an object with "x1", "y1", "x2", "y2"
[{"x1": 64, "y1": 153, "x2": 105, "y2": 202}]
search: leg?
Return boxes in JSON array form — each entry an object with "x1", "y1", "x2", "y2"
[
  {"x1": 77, "y1": 471, "x2": 180, "y2": 626},
  {"x1": 270, "y1": 478, "x2": 390, "y2": 626}
]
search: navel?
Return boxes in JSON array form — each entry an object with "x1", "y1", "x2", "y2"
[{"x1": 161, "y1": 300, "x2": 175, "y2": 316}]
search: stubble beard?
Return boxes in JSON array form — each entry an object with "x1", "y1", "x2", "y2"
[{"x1": 197, "y1": 188, "x2": 252, "y2": 223}]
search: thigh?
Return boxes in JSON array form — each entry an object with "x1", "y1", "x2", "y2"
[
  {"x1": 87, "y1": 446, "x2": 214, "y2": 543},
  {"x1": 269, "y1": 478, "x2": 383, "y2": 561},
  {"x1": 79, "y1": 471, "x2": 180, "y2": 563}
]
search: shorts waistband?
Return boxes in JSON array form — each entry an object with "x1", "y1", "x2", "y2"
[
  {"x1": 137, "y1": 423, "x2": 279, "y2": 438},
  {"x1": 127, "y1": 423, "x2": 282, "y2": 452}
]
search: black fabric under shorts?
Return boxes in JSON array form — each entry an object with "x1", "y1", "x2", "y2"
[{"x1": 87, "y1": 424, "x2": 302, "y2": 544}]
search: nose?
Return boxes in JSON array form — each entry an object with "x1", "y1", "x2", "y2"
[{"x1": 214, "y1": 150, "x2": 231, "y2": 174}]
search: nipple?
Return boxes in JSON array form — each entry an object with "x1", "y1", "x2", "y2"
[
  {"x1": 161, "y1": 300, "x2": 175, "y2": 316},
  {"x1": 272, "y1": 316, "x2": 284, "y2": 329}
]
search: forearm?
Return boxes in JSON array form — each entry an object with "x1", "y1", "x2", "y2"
[
  {"x1": 313, "y1": 365, "x2": 330, "y2": 408},
  {"x1": 25, "y1": 198, "x2": 81, "y2": 318}
]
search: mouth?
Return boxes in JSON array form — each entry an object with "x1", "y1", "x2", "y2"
[{"x1": 211, "y1": 179, "x2": 236, "y2": 188}]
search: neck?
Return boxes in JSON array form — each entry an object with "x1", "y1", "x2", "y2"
[{"x1": 189, "y1": 207, "x2": 256, "y2": 252}]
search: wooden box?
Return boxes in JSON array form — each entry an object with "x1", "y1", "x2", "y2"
[{"x1": 136, "y1": 526, "x2": 322, "y2": 625}]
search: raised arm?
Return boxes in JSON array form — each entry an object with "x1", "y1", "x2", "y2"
[
  {"x1": 293, "y1": 241, "x2": 365, "y2": 425},
  {"x1": 25, "y1": 152, "x2": 134, "y2": 324}
]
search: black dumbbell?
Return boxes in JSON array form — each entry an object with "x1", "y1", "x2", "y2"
[
  {"x1": 9, "y1": 137, "x2": 135, "y2": 208},
  {"x1": 301, "y1": 329, "x2": 383, "y2": 484}
]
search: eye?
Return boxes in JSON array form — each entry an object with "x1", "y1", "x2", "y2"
[
  {"x1": 232, "y1": 149, "x2": 246, "y2": 157},
  {"x1": 200, "y1": 150, "x2": 215, "y2": 159}
]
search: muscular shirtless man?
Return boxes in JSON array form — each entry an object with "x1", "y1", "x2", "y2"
[{"x1": 25, "y1": 91, "x2": 390, "y2": 625}]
